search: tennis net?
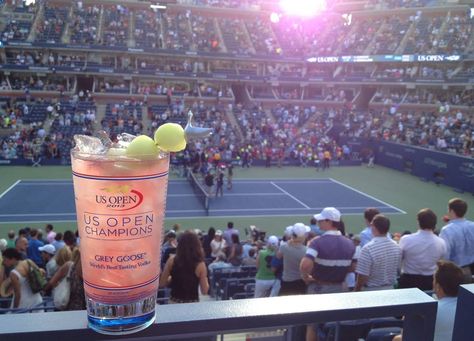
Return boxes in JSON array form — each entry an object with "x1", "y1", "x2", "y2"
[{"x1": 187, "y1": 171, "x2": 210, "y2": 215}]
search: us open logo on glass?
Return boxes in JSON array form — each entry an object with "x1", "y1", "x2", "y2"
[{"x1": 96, "y1": 185, "x2": 144, "y2": 211}]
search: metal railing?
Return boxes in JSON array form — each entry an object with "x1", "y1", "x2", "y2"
[{"x1": 0, "y1": 287, "x2": 445, "y2": 341}]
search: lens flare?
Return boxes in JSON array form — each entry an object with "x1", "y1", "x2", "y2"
[{"x1": 279, "y1": 0, "x2": 327, "y2": 18}]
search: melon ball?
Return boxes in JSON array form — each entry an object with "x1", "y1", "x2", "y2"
[
  {"x1": 154, "y1": 123, "x2": 186, "y2": 152},
  {"x1": 107, "y1": 148, "x2": 127, "y2": 157},
  {"x1": 125, "y1": 135, "x2": 159, "y2": 158}
]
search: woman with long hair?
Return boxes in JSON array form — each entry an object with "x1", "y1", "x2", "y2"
[
  {"x1": 227, "y1": 234, "x2": 243, "y2": 266},
  {"x1": 55, "y1": 246, "x2": 72, "y2": 267},
  {"x1": 201, "y1": 227, "x2": 216, "y2": 259},
  {"x1": 159, "y1": 230, "x2": 209, "y2": 303},
  {"x1": 45, "y1": 248, "x2": 85, "y2": 310},
  {"x1": 1, "y1": 248, "x2": 43, "y2": 310}
]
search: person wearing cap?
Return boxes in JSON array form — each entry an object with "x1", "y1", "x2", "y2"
[
  {"x1": 355, "y1": 214, "x2": 401, "y2": 291},
  {"x1": 277, "y1": 223, "x2": 308, "y2": 296},
  {"x1": 39, "y1": 244, "x2": 58, "y2": 280},
  {"x1": 210, "y1": 229, "x2": 227, "y2": 259},
  {"x1": 301, "y1": 208, "x2": 355, "y2": 341},
  {"x1": 300, "y1": 207, "x2": 355, "y2": 293},
  {"x1": 254, "y1": 235, "x2": 280, "y2": 298}
]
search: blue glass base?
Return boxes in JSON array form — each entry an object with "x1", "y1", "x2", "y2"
[{"x1": 88, "y1": 311, "x2": 156, "y2": 335}]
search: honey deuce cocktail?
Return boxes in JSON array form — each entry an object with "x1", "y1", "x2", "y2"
[
  {"x1": 71, "y1": 149, "x2": 169, "y2": 334},
  {"x1": 72, "y1": 114, "x2": 211, "y2": 335}
]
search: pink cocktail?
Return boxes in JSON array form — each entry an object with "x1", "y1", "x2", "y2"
[{"x1": 71, "y1": 149, "x2": 169, "y2": 335}]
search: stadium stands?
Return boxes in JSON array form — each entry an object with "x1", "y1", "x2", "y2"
[{"x1": 0, "y1": 0, "x2": 472, "y2": 165}]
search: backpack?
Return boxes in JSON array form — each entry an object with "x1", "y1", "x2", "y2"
[{"x1": 26, "y1": 260, "x2": 47, "y2": 293}]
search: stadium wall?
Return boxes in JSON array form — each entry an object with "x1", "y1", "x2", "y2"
[{"x1": 340, "y1": 137, "x2": 474, "y2": 194}]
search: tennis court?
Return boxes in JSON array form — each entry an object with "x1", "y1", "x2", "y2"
[{"x1": 0, "y1": 178, "x2": 404, "y2": 224}]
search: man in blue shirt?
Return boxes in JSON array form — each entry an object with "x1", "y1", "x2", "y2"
[
  {"x1": 440, "y1": 198, "x2": 474, "y2": 281},
  {"x1": 359, "y1": 208, "x2": 380, "y2": 247},
  {"x1": 26, "y1": 228, "x2": 44, "y2": 267}
]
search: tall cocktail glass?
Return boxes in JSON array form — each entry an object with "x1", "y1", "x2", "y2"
[{"x1": 71, "y1": 149, "x2": 169, "y2": 335}]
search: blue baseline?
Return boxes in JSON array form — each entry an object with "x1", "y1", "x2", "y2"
[{"x1": 0, "y1": 179, "x2": 403, "y2": 223}]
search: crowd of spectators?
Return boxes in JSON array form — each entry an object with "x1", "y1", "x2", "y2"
[
  {"x1": 340, "y1": 107, "x2": 474, "y2": 156},
  {"x1": 7, "y1": 74, "x2": 71, "y2": 93},
  {"x1": 218, "y1": 18, "x2": 254, "y2": 55},
  {"x1": 69, "y1": 4, "x2": 100, "y2": 45},
  {"x1": 189, "y1": 13, "x2": 222, "y2": 53},
  {"x1": 1, "y1": 2, "x2": 472, "y2": 62},
  {"x1": 134, "y1": 9, "x2": 163, "y2": 49},
  {"x1": 3, "y1": 196, "x2": 472, "y2": 341},
  {"x1": 102, "y1": 100, "x2": 143, "y2": 136},
  {"x1": 101, "y1": 5, "x2": 129, "y2": 47},
  {"x1": 0, "y1": 94, "x2": 96, "y2": 162},
  {"x1": 162, "y1": 12, "x2": 193, "y2": 51},
  {"x1": 1, "y1": 20, "x2": 31, "y2": 43},
  {"x1": 36, "y1": 5, "x2": 68, "y2": 44}
]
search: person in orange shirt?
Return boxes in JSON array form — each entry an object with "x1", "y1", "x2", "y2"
[{"x1": 323, "y1": 150, "x2": 331, "y2": 170}]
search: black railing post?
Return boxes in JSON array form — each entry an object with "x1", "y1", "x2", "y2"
[{"x1": 452, "y1": 284, "x2": 474, "y2": 341}]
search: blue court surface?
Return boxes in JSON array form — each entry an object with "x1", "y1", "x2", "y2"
[{"x1": 0, "y1": 178, "x2": 405, "y2": 223}]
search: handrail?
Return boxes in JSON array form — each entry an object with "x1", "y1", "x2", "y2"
[{"x1": 0, "y1": 288, "x2": 436, "y2": 341}]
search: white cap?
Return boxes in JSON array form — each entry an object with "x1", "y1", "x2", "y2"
[
  {"x1": 0, "y1": 239, "x2": 7, "y2": 252},
  {"x1": 314, "y1": 207, "x2": 341, "y2": 222},
  {"x1": 38, "y1": 244, "x2": 56, "y2": 255},
  {"x1": 267, "y1": 235, "x2": 279, "y2": 247},
  {"x1": 284, "y1": 226, "x2": 294, "y2": 236},
  {"x1": 215, "y1": 229, "x2": 223, "y2": 236},
  {"x1": 292, "y1": 223, "x2": 310, "y2": 237}
]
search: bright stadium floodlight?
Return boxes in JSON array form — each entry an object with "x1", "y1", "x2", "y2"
[
  {"x1": 279, "y1": 0, "x2": 327, "y2": 18},
  {"x1": 150, "y1": 4, "x2": 167, "y2": 10}
]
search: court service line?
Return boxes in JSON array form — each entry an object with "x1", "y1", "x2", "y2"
[
  {"x1": 270, "y1": 182, "x2": 311, "y2": 209},
  {"x1": 328, "y1": 178, "x2": 407, "y2": 214},
  {"x1": 0, "y1": 180, "x2": 21, "y2": 199},
  {"x1": 169, "y1": 193, "x2": 287, "y2": 197}
]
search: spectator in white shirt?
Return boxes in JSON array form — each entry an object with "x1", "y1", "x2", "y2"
[
  {"x1": 210, "y1": 230, "x2": 227, "y2": 259},
  {"x1": 398, "y1": 208, "x2": 447, "y2": 290}
]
